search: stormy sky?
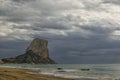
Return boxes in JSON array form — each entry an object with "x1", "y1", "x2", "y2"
[{"x1": 0, "y1": 0, "x2": 120, "y2": 64}]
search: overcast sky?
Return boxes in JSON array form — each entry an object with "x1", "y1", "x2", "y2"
[{"x1": 0, "y1": 0, "x2": 120, "y2": 64}]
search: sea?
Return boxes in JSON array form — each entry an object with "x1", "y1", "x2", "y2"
[{"x1": 0, "y1": 64, "x2": 120, "y2": 80}]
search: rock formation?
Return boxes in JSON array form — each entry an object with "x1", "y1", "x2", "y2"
[
  {"x1": 1, "y1": 38, "x2": 56, "y2": 64},
  {"x1": 26, "y1": 38, "x2": 49, "y2": 58},
  {"x1": 0, "y1": 60, "x2": 4, "y2": 64}
]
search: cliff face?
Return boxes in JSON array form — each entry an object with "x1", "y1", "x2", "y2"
[
  {"x1": 26, "y1": 38, "x2": 49, "y2": 58},
  {"x1": 1, "y1": 38, "x2": 56, "y2": 64}
]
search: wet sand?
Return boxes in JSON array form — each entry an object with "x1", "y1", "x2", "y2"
[{"x1": 0, "y1": 67, "x2": 74, "y2": 80}]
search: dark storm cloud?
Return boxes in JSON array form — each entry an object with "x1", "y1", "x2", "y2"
[
  {"x1": 12, "y1": 0, "x2": 33, "y2": 2},
  {"x1": 0, "y1": 40, "x2": 30, "y2": 58},
  {"x1": 33, "y1": 22, "x2": 70, "y2": 30},
  {"x1": 12, "y1": 22, "x2": 70, "y2": 33},
  {"x1": 103, "y1": 0, "x2": 120, "y2": 5},
  {"x1": 48, "y1": 37, "x2": 120, "y2": 64}
]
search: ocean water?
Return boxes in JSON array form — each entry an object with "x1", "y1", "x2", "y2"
[{"x1": 0, "y1": 64, "x2": 120, "y2": 80}]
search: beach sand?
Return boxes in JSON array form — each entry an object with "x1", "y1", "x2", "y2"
[{"x1": 0, "y1": 67, "x2": 74, "y2": 80}]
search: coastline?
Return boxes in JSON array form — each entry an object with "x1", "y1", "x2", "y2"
[
  {"x1": 0, "y1": 67, "x2": 74, "y2": 80},
  {"x1": 1, "y1": 64, "x2": 118, "y2": 80}
]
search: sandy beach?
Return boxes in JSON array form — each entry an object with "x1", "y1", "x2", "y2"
[{"x1": 0, "y1": 67, "x2": 74, "y2": 80}]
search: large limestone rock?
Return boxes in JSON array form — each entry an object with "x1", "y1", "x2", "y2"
[
  {"x1": 1, "y1": 38, "x2": 56, "y2": 64},
  {"x1": 26, "y1": 38, "x2": 49, "y2": 58}
]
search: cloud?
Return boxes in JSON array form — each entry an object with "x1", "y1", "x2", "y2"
[
  {"x1": 103, "y1": 0, "x2": 120, "y2": 5},
  {"x1": 0, "y1": 0, "x2": 120, "y2": 63},
  {"x1": 12, "y1": 0, "x2": 33, "y2": 2}
]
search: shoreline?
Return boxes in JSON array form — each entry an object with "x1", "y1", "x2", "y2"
[
  {"x1": 0, "y1": 64, "x2": 117, "y2": 80},
  {"x1": 0, "y1": 67, "x2": 75, "y2": 80}
]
